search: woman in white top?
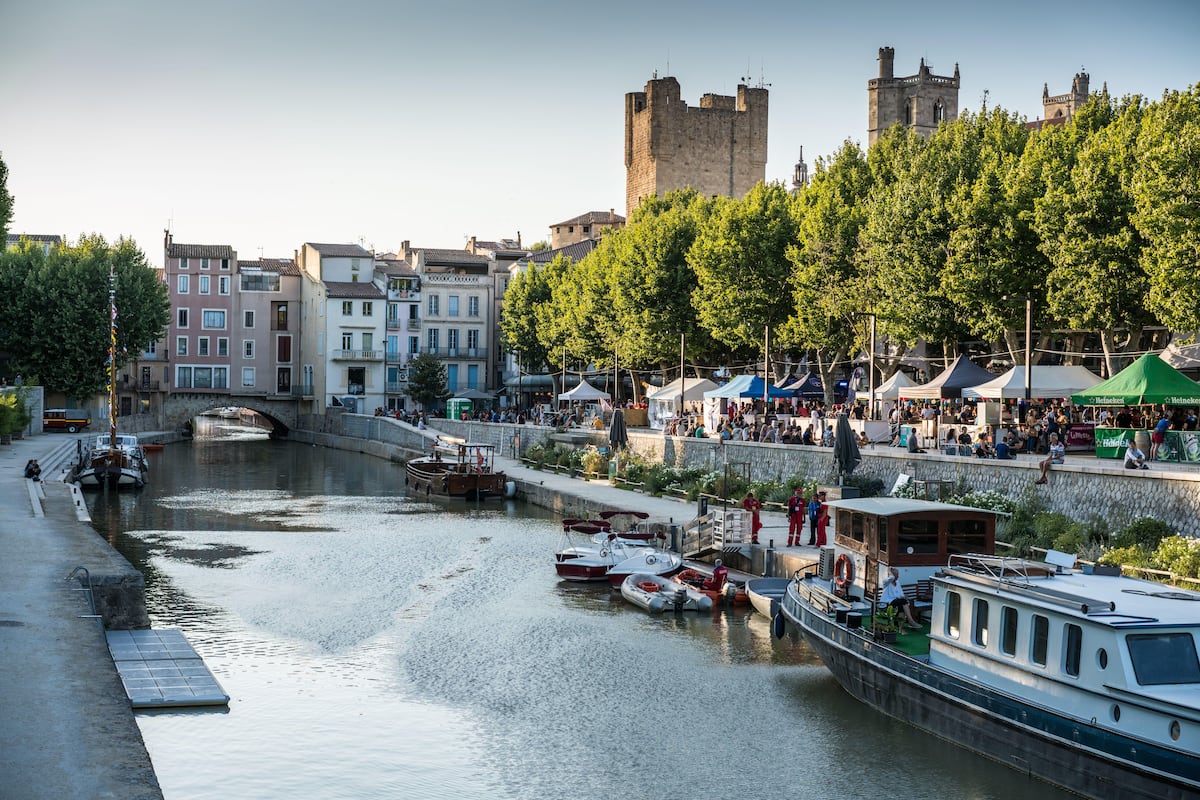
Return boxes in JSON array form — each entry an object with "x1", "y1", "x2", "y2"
[{"x1": 881, "y1": 568, "x2": 922, "y2": 631}]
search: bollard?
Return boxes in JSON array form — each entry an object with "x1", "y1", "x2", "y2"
[{"x1": 763, "y1": 547, "x2": 774, "y2": 578}]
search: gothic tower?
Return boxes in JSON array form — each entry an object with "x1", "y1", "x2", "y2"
[
  {"x1": 1043, "y1": 71, "x2": 1090, "y2": 122},
  {"x1": 867, "y1": 46, "x2": 960, "y2": 146},
  {"x1": 625, "y1": 75, "x2": 768, "y2": 217},
  {"x1": 791, "y1": 146, "x2": 809, "y2": 195}
]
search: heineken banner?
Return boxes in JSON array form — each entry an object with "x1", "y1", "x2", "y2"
[
  {"x1": 1093, "y1": 428, "x2": 1200, "y2": 462},
  {"x1": 1159, "y1": 430, "x2": 1200, "y2": 463},
  {"x1": 1094, "y1": 428, "x2": 1135, "y2": 459}
]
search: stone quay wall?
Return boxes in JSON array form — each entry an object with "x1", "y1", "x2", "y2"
[{"x1": 424, "y1": 418, "x2": 1200, "y2": 538}]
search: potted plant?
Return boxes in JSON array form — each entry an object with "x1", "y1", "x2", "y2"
[{"x1": 874, "y1": 604, "x2": 900, "y2": 643}]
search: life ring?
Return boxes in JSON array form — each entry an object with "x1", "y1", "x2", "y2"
[
  {"x1": 639, "y1": 581, "x2": 660, "y2": 593},
  {"x1": 834, "y1": 554, "x2": 854, "y2": 591},
  {"x1": 645, "y1": 554, "x2": 657, "y2": 565}
]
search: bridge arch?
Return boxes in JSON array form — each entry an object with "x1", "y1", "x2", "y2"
[{"x1": 163, "y1": 394, "x2": 299, "y2": 437}]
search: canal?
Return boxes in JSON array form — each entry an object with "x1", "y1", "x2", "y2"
[{"x1": 87, "y1": 433, "x2": 1072, "y2": 800}]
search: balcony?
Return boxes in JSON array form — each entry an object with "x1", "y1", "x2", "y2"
[
  {"x1": 385, "y1": 349, "x2": 403, "y2": 363},
  {"x1": 386, "y1": 316, "x2": 403, "y2": 330},
  {"x1": 386, "y1": 381, "x2": 406, "y2": 393},
  {"x1": 330, "y1": 349, "x2": 384, "y2": 362},
  {"x1": 406, "y1": 319, "x2": 420, "y2": 331},
  {"x1": 419, "y1": 347, "x2": 485, "y2": 360},
  {"x1": 290, "y1": 384, "x2": 314, "y2": 398}
]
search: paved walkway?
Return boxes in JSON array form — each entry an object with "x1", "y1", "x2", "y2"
[{"x1": 0, "y1": 433, "x2": 162, "y2": 800}]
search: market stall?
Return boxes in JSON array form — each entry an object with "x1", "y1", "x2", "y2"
[{"x1": 646, "y1": 377, "x2": 717, "y2": 429}]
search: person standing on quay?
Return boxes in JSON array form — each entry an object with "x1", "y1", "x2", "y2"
[
  {"x1": 807, "y1": 494, "x2": 821, "y2": 545},
  {"x1": 786, "y1": 486, "x2": 806, "y2": 547},
  {"x1": 742, "y1": 490, "x2": 763, "y2": 545}
]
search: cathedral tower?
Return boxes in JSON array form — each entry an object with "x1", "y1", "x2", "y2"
[{"x1": 867, "y1": 46, "x2": 960, "y2": 146}]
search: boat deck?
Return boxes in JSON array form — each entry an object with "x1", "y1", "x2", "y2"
[{"x1": 106, "y1": 629, "x2": 229, "y2": 709}]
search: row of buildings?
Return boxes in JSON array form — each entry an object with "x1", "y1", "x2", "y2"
[{"x1": 126, "y1": 222, "x2": 621, "y2": 419}]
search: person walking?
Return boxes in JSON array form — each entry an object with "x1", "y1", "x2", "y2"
[{"x1": 786, "y1": 486, "x2": 806, "y2": 547}]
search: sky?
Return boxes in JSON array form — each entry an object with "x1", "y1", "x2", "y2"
[{"x1": 2, "y1": 0, "x2": 1198, "y2": 263}]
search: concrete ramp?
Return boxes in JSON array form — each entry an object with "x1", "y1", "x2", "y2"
[{"x1": 106, "y1": 629, "x2": 229, "y2": 709}]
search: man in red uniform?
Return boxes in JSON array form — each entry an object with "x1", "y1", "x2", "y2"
[{"x1": 786, "y1": 486, "x2": 806, "y2": 546}]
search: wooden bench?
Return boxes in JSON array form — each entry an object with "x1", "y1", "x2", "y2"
[{"x1": 875, "y1": 579, "x2": 934, "y2": 620}]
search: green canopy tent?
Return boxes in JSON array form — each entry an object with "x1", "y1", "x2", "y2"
[{"x1": 1071, "y1": 353, "x2": 1200, "y2": 406}]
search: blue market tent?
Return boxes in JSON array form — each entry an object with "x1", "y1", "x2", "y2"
[{"x1": 703, "y1": 374, "x2": 794, "y2": 400}]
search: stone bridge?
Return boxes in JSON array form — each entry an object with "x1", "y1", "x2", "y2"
[{"x1": 163, "y1": 393, "x2": 300, "y2": 436}]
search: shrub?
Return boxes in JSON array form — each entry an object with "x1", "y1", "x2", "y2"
[
  {"x1": 1153, "y1": 535, "x2": 1200, "y2": 580},
  {"x1": 1110, "y1": 517, "x2": 1172, "y2": 550},
  {"x1": 1099, "y1": 544, "x2": 1153, "y2": 569}
]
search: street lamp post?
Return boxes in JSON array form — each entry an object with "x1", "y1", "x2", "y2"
[
  {"x1": 679, "y1": 331, "x2": 686, "y2": 421},
  {"x1": 1024, "y1": 297, "x2": 1033, "y2": 404}
]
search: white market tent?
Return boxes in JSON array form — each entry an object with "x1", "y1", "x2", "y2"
[
  {"x1": 647, "y1": 377, "x2": 718, "y2": 429},
  {"x1": 856, "y1": 370, "x2": 916, "y2": 402},
  {"x1": 961, "y1": 365, "x2": 1102, "y2": 400},
  {"x1": 557, "y1": 381, "x2": 611, "y2": 402}
]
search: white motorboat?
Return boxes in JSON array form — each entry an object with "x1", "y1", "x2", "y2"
[
  {"x1": 620, "y1": 573, "x2": 713, "y2": 613},
  {"x1": 554, "y1": 520, "x2": 681, "y2": 584}
]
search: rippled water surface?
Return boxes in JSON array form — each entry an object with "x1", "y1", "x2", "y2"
[{"x1": 88, "y1": 433, "x2": 1072, "y2": 800}]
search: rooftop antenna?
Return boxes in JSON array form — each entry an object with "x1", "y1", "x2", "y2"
[{"x1": 258, "y1": 245, "x2": 264, "y2": 258}]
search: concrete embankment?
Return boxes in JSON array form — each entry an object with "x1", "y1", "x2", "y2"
[{"x1": 0, "y1": 433, "x2": 162, "y2": 800}]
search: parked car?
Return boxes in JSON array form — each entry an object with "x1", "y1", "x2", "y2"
[{"x1": 42, "y1": 408, "x2": 92, "y2": 433}]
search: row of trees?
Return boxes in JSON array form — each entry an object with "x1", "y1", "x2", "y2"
[{"x1": 500, "y1": 86, "x2": 1200, "y2": 404}]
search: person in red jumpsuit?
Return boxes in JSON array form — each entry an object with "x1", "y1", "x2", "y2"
[
  {"x1": 786, "y1": 486, "x2": 806, "y2": 546},
  {"x1": 742, "y1": 491, "x2": 763, "y2": 544}
]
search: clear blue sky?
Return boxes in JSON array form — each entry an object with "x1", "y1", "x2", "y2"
[{"x1": 2, "y1": 0, "x2": 1197, "y2": 261}]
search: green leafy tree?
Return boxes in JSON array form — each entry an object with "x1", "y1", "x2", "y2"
[
  {"x1": 0, "y1": 234, "x2": 169, "y2": 401},
  {"x1": 1133, "y1": 85, "x2": 1200, "y2": 332},
  {"x1": 1036, "y1": 95, "x2": 1153, "y2": 375},
  {"x1": 606, "y1": 189, "x2": 718, "y2": 380},
  {"x1": 785, "y1": 141, "x2": 872, "y2": 404},
  {"x1": 689, "y1": 182, "x2": 800, "y2": 367},
  {"x1": 406, "y1": 352, "x2": 451, "y2": 410},
  {"x1": 0, "y1": 151, "x2": 12, "y2": 242}
]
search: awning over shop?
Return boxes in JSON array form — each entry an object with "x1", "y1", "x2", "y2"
[{"x1": 1071, "y1": 353, "x2": 1200, "y2": 406}]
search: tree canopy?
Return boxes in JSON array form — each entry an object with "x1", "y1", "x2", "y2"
[{"x1": 0, "y1": 235, "x2": 170, "y2": 401}]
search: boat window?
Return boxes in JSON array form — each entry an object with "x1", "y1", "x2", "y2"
[
  {"x1": 1000, "y1": 606, "x2": 1018, "y2": 657},
  {"x1": 972, "y1": 598, "x2": 989, "y2": 647},
  {"x1": 1064, "y1": 624, "x2": 1082, "y2": 677},
  {"x1": 897, "y1": 520, "x2": 939, "y2": 556},
  {"x1": 946, "y1": 591, "x2": 961, "y2": 639},
  {"x1": 1031, "y1": 615, "x2": 1049, "y2": 666},
  {"x1": 877, "y1": 516, "x2": 888, "y2": 553},
  {"x1": 1127, "y1": 634, "x2": 1200, "y2": 685},
  {"x1": 850, "y1": 513, "x2": 865, "y2": 544},
  {"x1": 947, "y1": 519, "x2": 988, "y2": 555}
]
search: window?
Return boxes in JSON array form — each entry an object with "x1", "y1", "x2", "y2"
[
  {"x1": 1000, "y1": 607, "x2": 1018, "y2": 657},
  {"x1": 934, "y1": 100, "x2": 945, "y2": 124},
  {"x1": 178, "y1": 274, "x2": 189, "y2": 294},
  {"x1": 199, "y1": 275, "x2": 210, "y2": 295},
  {"x1": 1127, "y1": 634, "x2": 1200, "y2": 685},
  {"x1": 468, "y1": 296, "x2": 480, "y2": 317},
  {"x1": 219, "y1": 276, "x2": 230, "y2": 295},
  {"x1": 240, "y1": 273, "x2": 280, "y2": 291},
  {"x1": 176, "y1": 366, "x2": 191, "y2": 388},
  {"x1": 409, "y1": 336, "x2": 419, "y2": 354},
  {"x1": 427, "y1": 328, "x2": 439, "y2": 351},
  {"x1": 277, "y1": 367, "x2": 292, "y2": 393},
  {"x1": 176, "y1": 336, "x2": 188, "y2": 356},
  {"x1": 242, "y1": 367, "x2": 255, "y2": 387},
  {"x1": 221, "y1": 258, "x2": 230, "y2": 270},
  {"x1": 194, "y1": 367, "x2": 213, "y2": 388},
  {"x1": 972, "y1": 598, "x2": 989, "y2": 647},
  {"x1": 348, "y1": 366, "x2": 365, "y2": 394},
  {"x1": 946, "y1": 591, "x2": 961, "y2": 639},
  {"x1": 177, "y1": 308, "x2": 189, "y2": 328},
  {"x1": 244, "y1": 310, "x2": 255, "y2": 328},
  {"x1": 467, "y1": 329, "x2": 479, "y2": 351},
  {"x1": 217, "y1": 337, "x2": 228, "y2": 357},
  {"x1": 448, "y1": 295, "x2": 460, "y2": 317},
  {"x1": 277, "y1": 336, "x2": 291, "y2": 363},
  {"x1": 244, "y1": 340, "x2": 254, "y2": 359},
  {"x1": 342, "y1": 301, "x2": 353, "y2": 316},
  {"x1": 361, "y1": 333, "x2": 373, "y2": 352},
  {"x1": 341, "y1": 332, "x2": 353, "y2": 350},
  {"x1": 1064, "y1": 624, "x2": 1083, "y2": 677},
  {"x1": 362, "y1": 302, "x2": 373, "y2": 316},
  {"x1": 948, "y1": 520, "x2": 988, "y2": 555},
  {"x1": 275, "y1": 303, "x2": 288, "y2": 330},
  {"x1": 198, "y1": 337, "x2": 210, "y2": 357},
  {"x1": 447, "y1": 328, "x2": 459, "y2": 352},
  {"x1": 897, "y1": 520, "x2": 939, "y2": 555},
  {"x1": 428, "y1": 295, "x2": 439, "y2": 316},
  {"x1": 179, "y1": 257, "x2": 189, "y2": 270},
  {"x1": 1031, "y1": 615, "x2": 1049, "y2": 666},
  {"x1": 202, "y1": 310, "x2": 226, "y2": 329},
  {"x1": 201, "y1": 257, "x2": 210, "y2": 270},
  {"x1": 849, "y1": 512, "x2": 865, "y2": 544},
  {"x1": 145, "y1": 340, "x2": 157, "y2": 355}
]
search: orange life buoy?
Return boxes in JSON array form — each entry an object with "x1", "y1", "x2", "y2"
[
  {"x1": 834, "y1": 554, "x2": 854, "y2": 591},
  {"x1": 639, "y1": 581, "x2": 660, "y2": 593}
]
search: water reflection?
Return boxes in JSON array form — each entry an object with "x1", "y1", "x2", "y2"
[{"x1": 86, "y1": 439, "x2": 1072, "y2": 800}]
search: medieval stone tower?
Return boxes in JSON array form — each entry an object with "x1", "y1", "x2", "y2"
[
  {"x1": 624, "y1": 75, "x2": 768, "y2": 217},
  {"x1": 867, "y1": 47, "x2": 960, "y2": 146},
  {"x1": 1043, "y1": 72, "x2": 1090, "y2": 122}
]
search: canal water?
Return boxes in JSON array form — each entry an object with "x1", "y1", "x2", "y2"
[{"x1": 87, "y1": 432, "x2": 1072, "y2": 800}]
